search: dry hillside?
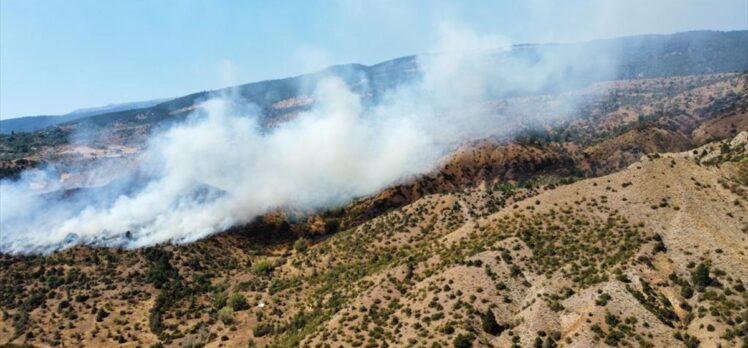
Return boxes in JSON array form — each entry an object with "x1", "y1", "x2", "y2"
[
  {"x1": 1, "y1": 129, "x2": 746, "y2": 347},
  {"x1": 1, "y1": 72, "x2": 747, "y2": 348}
]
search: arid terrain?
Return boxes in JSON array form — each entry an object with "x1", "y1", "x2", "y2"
[
  {"x1": 1, "y1": 68, "x2": 747, "y2": 348},
  {"x1": 1, "y1": 28, "x2": 748, "y2": 348}
]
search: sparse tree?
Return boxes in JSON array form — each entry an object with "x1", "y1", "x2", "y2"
[
  {"x1": 691, "y1": 263, "x2": 711, "y2": 291},
  {"x1": 481, "y1": 310, "x2": 503, "y2": 335}
]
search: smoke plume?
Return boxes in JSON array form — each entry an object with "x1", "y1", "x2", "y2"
[{"x1": 0, "y1": 25, "x2": 616, "y2": 254}]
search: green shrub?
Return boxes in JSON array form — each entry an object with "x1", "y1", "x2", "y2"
[
  {"x1": 293, "y1": 238, "x2": 309, "y2": 253},
  {"x1": 681, "y1": 285, "x2": 694, "y2": 299},
  {"x1": 254, "y1": 323, "x2": 274, "y2": 337},
  {"x1": 228, "y1": 293, "x2": 249, "y2": 311},
  {"x1": 454, "y1": 333, "x2": 475, "y2": 348},
  {"x1": 214, "y1": 291, "x2": 228, "y2": 309},
  {"x1": 217, "y1": 306, "x2": 234, "y2": 324},
  {"x1": 691, "y1": 263, "x2": 711, "y2": 291},
  {"x1": 95, "y1": 308, "x2": 109, "y2": 322},
  {"x1": 251, "y1": 259, "x2": 275, "y2": 276},
  {"x1": 143, "y1": 248, "x2": 178, "y2": 289}
]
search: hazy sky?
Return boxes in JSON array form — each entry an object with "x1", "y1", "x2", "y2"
[{"x1": 1, "y1": 0, "x2": 746, "y2": 119}]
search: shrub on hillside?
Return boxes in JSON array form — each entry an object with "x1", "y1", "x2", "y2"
[
  {"x1": 691, "y1": 263, "x2": 712, "y2": 291},
  {"x1": 454, "y1": 333, "x2": 475, "y2": 348},
  {"x1": 214, "y1": 291, "x2": 228, "y2": 309},
  {"x1": 251, "y1": 259, "x2": 275, "y2": 276},
  {"x1": 228, "y1": 293, "x2": 248, "y2": 311},
  {"x1": 217, "y1": 306, "x2": 234, "y2": 324},
  {"x1": 293, "y1": 238, "x2": 309, "y2": 252}
]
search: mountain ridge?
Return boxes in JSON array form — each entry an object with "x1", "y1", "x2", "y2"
[
  {"x1": 0, "y1": 98, "x2": 170, "y2": 134},
  {"x1": 2, "y1": 30, "x2": 746, "y2": 135}
]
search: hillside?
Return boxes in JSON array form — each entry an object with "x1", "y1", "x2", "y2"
[
  {"x1": 334, "y1": 72, "x2": 748, "y2": 229},
  {"x1": 1, "y1": 130, "x2": 746, "y2": 348},
  {"x1": 1, "y1": 29, "x2": 748, "y2": 348}
]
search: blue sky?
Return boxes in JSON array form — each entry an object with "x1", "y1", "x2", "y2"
[{"x1": 1, "y1": 0, "x2": 746, "y2": 119}]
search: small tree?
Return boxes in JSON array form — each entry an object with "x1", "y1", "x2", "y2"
[
  {"x1": 481, "y1": 310, "x2": 503, "y2": 335},
  {"x1": 691, "y1": 263, "x2": 711, "y2": 291},
  {"x1": 681, "y1": 285, "x2": 694, "y2": 299},
  {"x1": 95, "y1": 308, "x2": 109, "y2": 322}
]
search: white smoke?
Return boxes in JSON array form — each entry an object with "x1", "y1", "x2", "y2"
[{"x1": 0, "y1": 25, "x2": 616, "y2": 254}]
